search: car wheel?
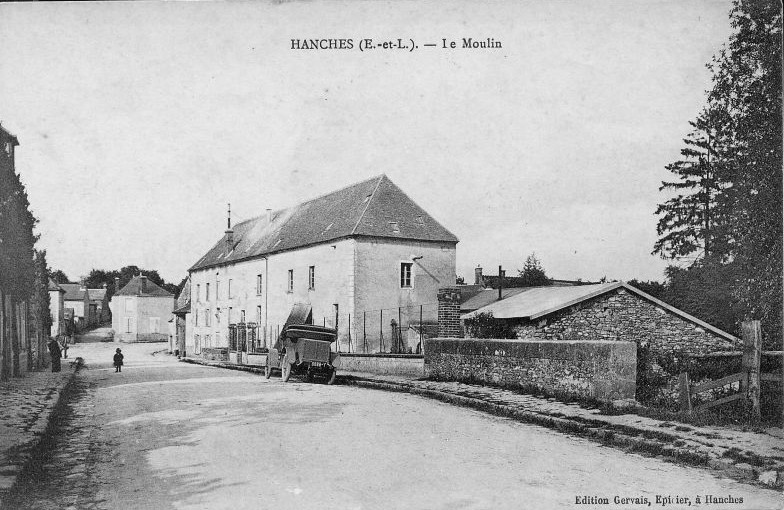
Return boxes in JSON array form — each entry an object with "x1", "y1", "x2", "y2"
[
  {"x1": 306, "y1": 367, "x2": 314, "y2": 383},
  {"x1": 326, "y1": 367, "x2": 336, "y2": 385},
  {"x1": 281, "y1": 361, "x2": 291, "y2": 382},
  {"x1": 264, "y1": 363, "x2": 271, "y2": 379}
]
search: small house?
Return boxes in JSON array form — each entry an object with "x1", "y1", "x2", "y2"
[{"x1": 109, "y1": 275, "x2": 175, "y2": 342}]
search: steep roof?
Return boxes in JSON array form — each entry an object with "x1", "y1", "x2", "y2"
[
  {"x1": 173, "y1": 277, "x2": 191, "y2": 315},
  {"x1": 48, "y1": 278, "x2": 65, "y2": 293},
  {"x1": 462, "y1": 282, "x2": 738, "y2": 342},
  {"x1": 114, "y1": 276, "x2": 173, "y2": 297},
  {"x1": 190, "y1": 175, "x2": 458, "y2": 272},
  {"x1": 60, "y1": 284, "x2": 87, "y2": 301}
]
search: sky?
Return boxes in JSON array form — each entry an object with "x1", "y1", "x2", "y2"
[{"x1": 0, "y1": 0, "x2": 734, "y2": 285}]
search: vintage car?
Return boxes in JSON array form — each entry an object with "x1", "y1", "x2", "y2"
[{"x1": 265, "y1": 323, "x2": 340, "y2": 384}]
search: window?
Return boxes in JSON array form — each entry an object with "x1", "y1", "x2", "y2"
[
  {"x1": 206, "y1": 283, "x2": 210, "y2": 301},
  {"x1": 125, "y1": 298, "x2": 133, "y2": 312},
  {"x1": 228, "y1": 279, "x2": 233, "y2": 299},
  {"x1": 256, "y1": 274, "x2": 263, "y2": 295},
  {"x1": 287, "y1": 270, "x2": 294, "y2": 292},
  {"x1": 216, "y1": 308, "x2": 221, "y2": 324},
  {"x1": 196, "y1": 284, "x2": 201, "y2": 302},
  {"x1": 205, "y1": 309, "x2": 211, "y2": 327},
  {"x1": 256, "y1": 305, "x2": 262, "y2": 323},
  {"x1": 216, "y1": 280, "x2": 220, "y2": 301},
  {"x1": 400, "y1": 262, "x2": 413, "y2": 288},
  {"x1": 149, "y1": 317, "x2": 160, "y2": 333},
  {"x1": 308, "y1": 266, "x2": 315, "y2": 290},
  {"x1": 240, "y1": 310, "x2": 245, "y2": 323},
  {"x1": 228, "y1": 307, "x2": 233, "y2": 324},
  {"x1": 195, "y1": 310, "x2": 199, "y2": 326},
  {"x1": 125, "y1": 317, "x2": 133, "y2": 333}
]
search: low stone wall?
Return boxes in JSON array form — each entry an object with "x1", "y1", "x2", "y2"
[
  {"x1": 339, "y1": 353, "x2": 424, "y2": 377},
  {"x1": 200, "y1": 347, "x2": 229, "y2": 362},
  {"x1": 424, "y1": 338, "x2": 636, "y2": 402}
]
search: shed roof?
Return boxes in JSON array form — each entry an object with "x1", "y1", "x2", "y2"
[
  {"x1": 190, "y1": 174, "x2": 458, "y2": 272},
  {"x1": 461, "y1": 287, "x2": 529, "y2": 312},
  {"x1": 462, "y1": 281, "x2": 738, "y2": 342},
  {"x1": 115, "y1": 276, "x2": 173, "y2": 297},
  {"x1": 59, "y1": 284, "x2": 87, "y2": 301}
]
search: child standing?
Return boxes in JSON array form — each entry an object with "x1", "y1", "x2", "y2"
[{"x1": 113, "y1": 348, "x2": 124, "y2": 372}]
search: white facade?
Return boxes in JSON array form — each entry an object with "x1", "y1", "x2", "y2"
[
  {"x1": 110, "y1": 294, "x2": 175, "y2": 342},
  {"x1": 48, "y1": 289, "x2": 65, "y2": 337},
  {"x1": 187, "y1": 238, "x2": 456, "y2": 354}
]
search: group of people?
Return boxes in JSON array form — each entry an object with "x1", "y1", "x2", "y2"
[{"x1": 46, "y1": 337, "x2": 124, "y2": 373}]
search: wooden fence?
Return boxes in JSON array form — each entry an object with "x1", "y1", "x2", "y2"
[{"x1": 679, "y1": 320, "x2": 783, "y2": 424}]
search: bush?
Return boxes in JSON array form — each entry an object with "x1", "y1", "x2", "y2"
[{"x1": 463, "y1": 312, "x2": 517, "y2": 339}]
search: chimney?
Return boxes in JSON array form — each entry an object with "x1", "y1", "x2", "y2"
[
  {"x1": 114, "y1": 277, "x2": 120, "y2": 290},
  {"x1": 140, "y1": 274, "x2": 147, "y2": 294},
  {"x1": 102, "y1": 282, "x2": 107, "y2": 289},
  {"x1": 225, "y1": 203, "x2": 234, "y2": 253},
  {"x1": 266, "y1": 208, "x2": 272, "y2": 223},
  {"x1": 474, "y1": 265, "x2": 483, "y2": 286}
]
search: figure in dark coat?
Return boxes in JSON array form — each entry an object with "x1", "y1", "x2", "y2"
[
  {"x1": 48, "y1": 339, "x2": 62, "y2": 373},
  {"x1": 113, "y1": 348, "x2": 124, "y2": 372}
]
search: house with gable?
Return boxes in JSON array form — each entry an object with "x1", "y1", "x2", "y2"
[
  {"x1": 187, "y1": 174, "x2": 458, "y2": 358},
  {"x1": 109, "y1": 275, "x2": 175, "y2": 342},
  {"x1": 461, "y1": 281, "x2": 740, "y2": 356}
]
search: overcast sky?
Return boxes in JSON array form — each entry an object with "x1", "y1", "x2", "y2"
[{"x1": 0, "y1": 0, "x2": 733, "y2": 284}]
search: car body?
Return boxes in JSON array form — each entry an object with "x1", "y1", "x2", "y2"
[{"x1": 265, "y1": 323, "x2": 340, "y2": 384}]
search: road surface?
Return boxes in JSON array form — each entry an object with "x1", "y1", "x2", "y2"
[{"x1": 8, "y1": 343, "x2": 782, "y2": 510}]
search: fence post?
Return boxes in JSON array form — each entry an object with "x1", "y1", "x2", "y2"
[
  {"x1": 678, "y1": 372, "x2": 692, "y2": 413},
  {"x1": 741, "y1": 320, "x2": 762, "y2": 424}
]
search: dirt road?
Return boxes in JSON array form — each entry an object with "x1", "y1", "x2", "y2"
[{"x1": 8, "y1": 343, "x2": 781, "y2": 509}]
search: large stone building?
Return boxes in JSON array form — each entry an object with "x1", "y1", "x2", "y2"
[
  {"x1": 187, "y1": 174, "x2": 458, "y2": 357},
  {"x1": 109, "y1": 275, "x2": 175, "y2": 342}
]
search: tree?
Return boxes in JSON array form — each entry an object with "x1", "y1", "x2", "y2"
[
  {"x1": 653, "y1": 0, "x2": 782, "y2": 347},
  {"x1": 48, "y1": 269, "x2": 71, "y2": 285},
  {"x1": 518, "y1": 253, "x2": 551, "y2": 286},
  {"x1": 81, "y1": 266, "x2": 181, "y2": 301},
  {"x1": 653, "y1": 106, "x2": 735, "y2": 260},
  {"x1": 626, "y1": 279, "x2": 666, "y2": 301},
  {"x1": 0, "y1": 147, "x2": 37, "y2": 299}
]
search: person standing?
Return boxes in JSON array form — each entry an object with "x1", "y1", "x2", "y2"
[
  {"x1": 47, "y1": 338, "x2": 62, "y2": 373},
  {"x1": 113, "y1": 348, "x2": 124, "y2": 373}
]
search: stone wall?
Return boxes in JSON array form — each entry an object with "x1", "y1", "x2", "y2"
[
  {"x1": 425, "y1": 338, "x2": 636, "y2": 402},
  {"x1": 508, "y1": 288, "x2": 739, "y2": 356},
  {"x1": 338, "y1": 353, "x2": 425, "y2": 377},
  {"x1": 200, "y1": 347, "x2": 229, "y2": 362}
]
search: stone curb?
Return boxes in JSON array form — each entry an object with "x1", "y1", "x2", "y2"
[
  {"x1": 0, "y1": 357, "x2": 84, "y2": 508},
  {"x1": 178, "y1": 357, "x2": 782, "y2": 490}
]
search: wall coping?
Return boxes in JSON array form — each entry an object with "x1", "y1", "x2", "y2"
[
  {"x1": 430, "y1": 337, "x2": 635, "y2": 346},
  {"x1": 339, "y1": 353, "x2": 424, "y2": 359}
]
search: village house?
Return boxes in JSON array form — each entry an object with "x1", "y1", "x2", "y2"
[
  {"x1": 59, "y1": 283, "x2": 90, "y2": 331},
  {"x1": 461, "y1": 281, "x2": 740, "y2": 356},
  {"x1": 172, "y1": 276, "x2": 191, "y2": 356},
  {"x1": 87, "y1": 284, "x2": 110, "y2": 325},
  {"x1": 187, "y1": 174, "x2": 458, "y2": 359},
  {"x1": 47, "y1": 279, "x2": 66, "y2": 337},
  {"x1": 109, "y1": 275, "x2": 175, "y2": 342}
]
